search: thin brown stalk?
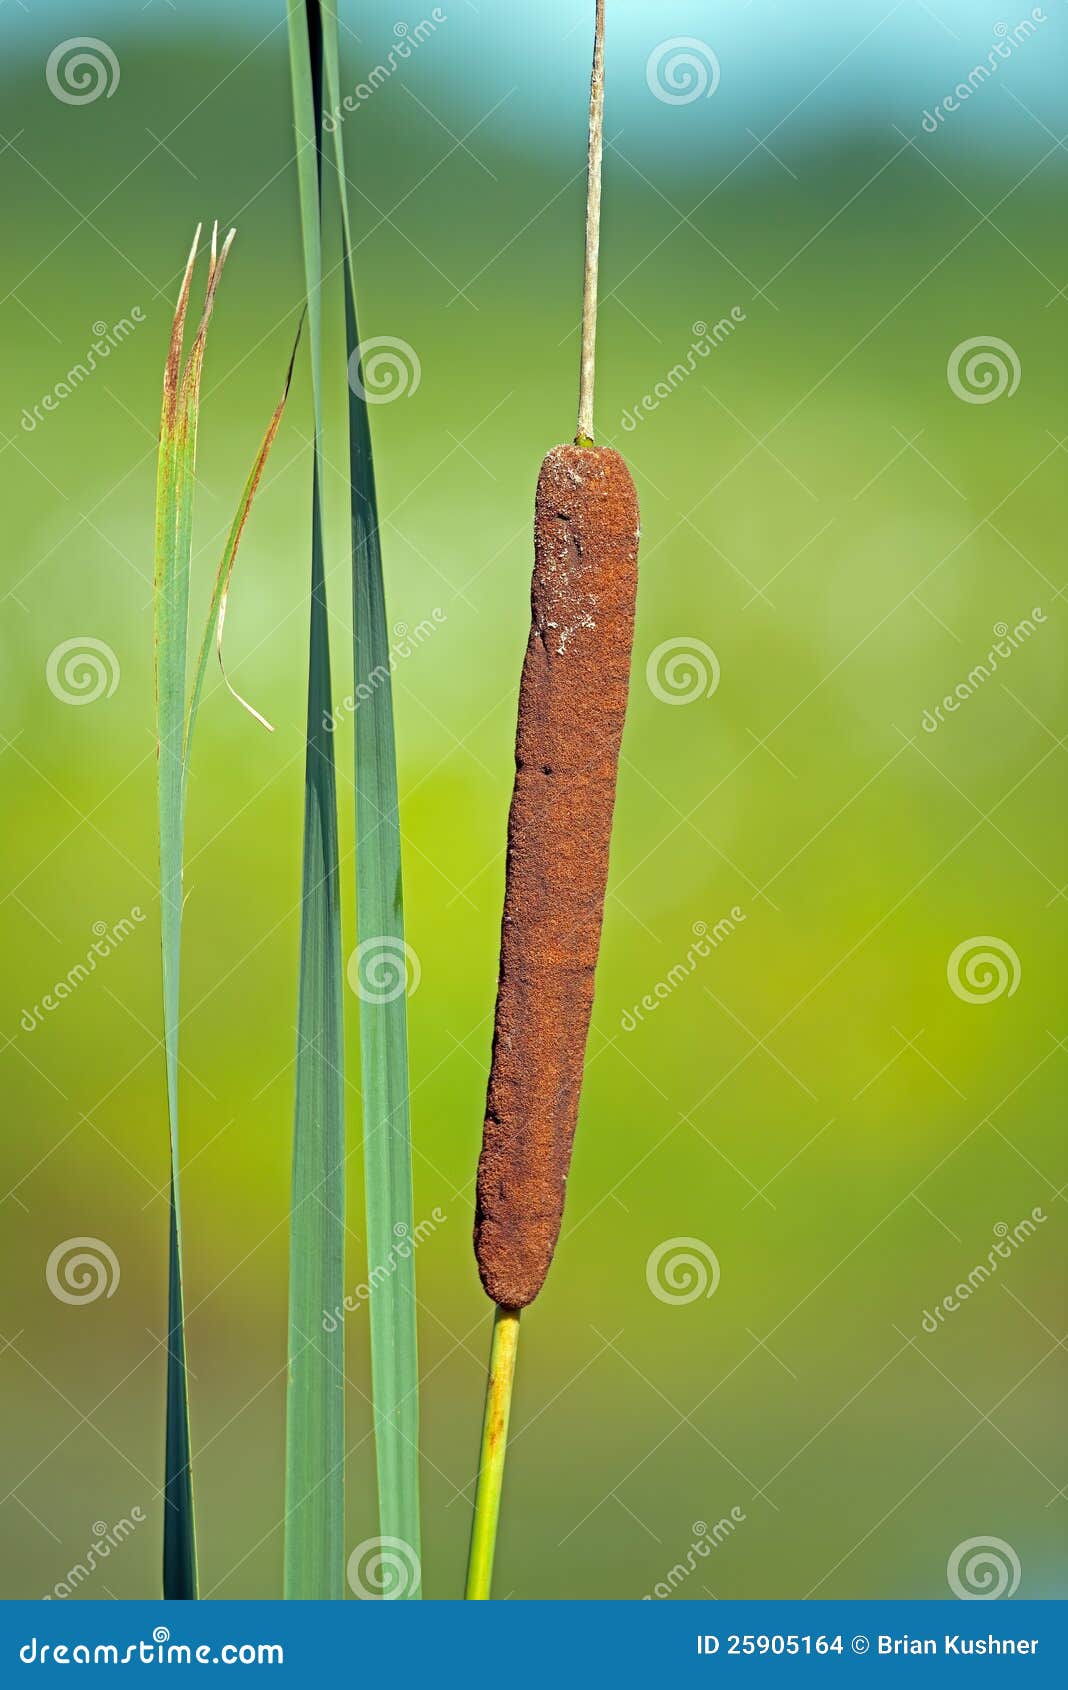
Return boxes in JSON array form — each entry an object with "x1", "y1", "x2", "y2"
[{"x1": 576, "y1": 0, "x2": 606, "y2": 445}]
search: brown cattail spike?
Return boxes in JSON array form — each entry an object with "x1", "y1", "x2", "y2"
[{"x1": 474, "y1": 443, "x2": 640, "y2": 1308}]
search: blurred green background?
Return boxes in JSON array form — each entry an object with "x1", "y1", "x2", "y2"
[{"x1": 1, "y1": 0, "x2": 1065, "y2": 1601}]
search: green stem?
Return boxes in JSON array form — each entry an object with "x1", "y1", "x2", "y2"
[{"x1": 465, "y1": 1306, "x2": 521, "y2": 1599}]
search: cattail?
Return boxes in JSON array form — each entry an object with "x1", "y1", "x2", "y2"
[
  {"x1": 474, "y1": 441, "x2": 638, "y2": 1307},
  {"x1": 466, "y1": 0, "x2": 639, "y2": 1599}
]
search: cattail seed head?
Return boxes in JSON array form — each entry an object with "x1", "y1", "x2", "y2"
[{"x1": 474, "y1": 443, "x2": 640, "y2": 1308}]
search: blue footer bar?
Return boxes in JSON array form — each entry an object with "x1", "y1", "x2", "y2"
[{"x1": 2, "y1": 1600, "x2": 1065, "y2": 1680}]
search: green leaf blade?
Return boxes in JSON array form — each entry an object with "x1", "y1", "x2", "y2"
[
  {"x1": 347, "y1": 277, "x2": 421, "y2": 1565},
  {"x1": 163, "y1": 1196, "x2": 197, "y2": 1598},
  {"x1": 153, "y1": 225, "x2": 218, "y2": 1603},
  {"x1": 155, "y1": 218, "x2": 292, "y2": 1602},
  {"x1": 284, "y1": 0, "x2": 347, "y2": 1603},
  {"x1": 323, "y1": 0, "x2": 422, "y2": 1585}
]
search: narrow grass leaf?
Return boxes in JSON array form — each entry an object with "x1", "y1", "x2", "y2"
[
  {"x1": 153, "y1": 222, "x2": 235, "y2": 1600},
  {"x1": 321, "y1": 1, "x2": 421, "y2": 1580},
  {"x1": 155, "y1": 219, "x2": 294, "y2": 1598},
  {"x1": 284, "y1": 0, "x2": 347, "y2": 1602}
]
